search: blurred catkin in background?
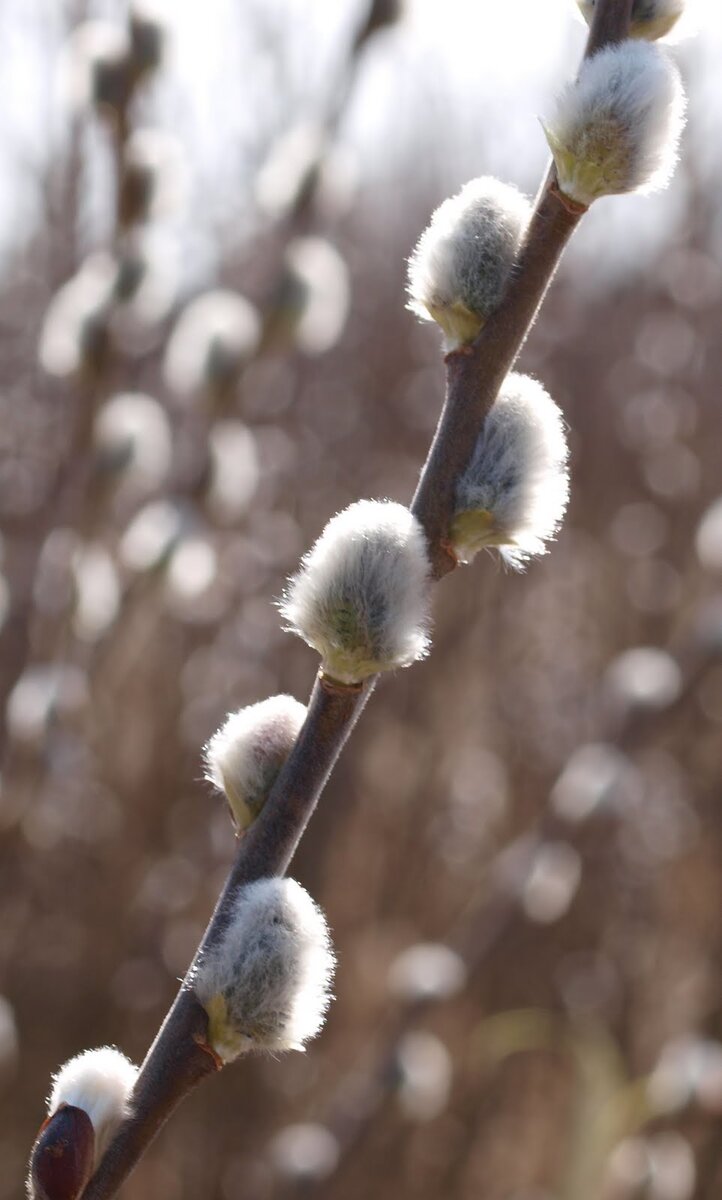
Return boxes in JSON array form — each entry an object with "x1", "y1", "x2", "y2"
[{"x1": 4, "y1": 1, "x2": 722, "y2": 1197}]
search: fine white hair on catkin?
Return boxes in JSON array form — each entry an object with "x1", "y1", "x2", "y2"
[
  {"x1": 452, "y1": 373, "x2": 569, "y2": 570},
  {"x1": 407, "y1": 177, "x2": 531, "y2": 349},
  {"x1": 193, "y1": 878, "x2": 335, "y2": 1061},
  {"x1": 576, "y1": 0, "x2": 689, "y2": 43},
  {"x1": 48, "y1": 1047, "x2": 137, "y2": 1157},
  {"x1": 279, "y1": 500, "x2": 432, "y2": 685},
  {"x1": 543, "y1": 40, "x2": 686, "y2": 208},
  {"x1": 203, "y1": 695, "x2": 306, "y2": 832}
]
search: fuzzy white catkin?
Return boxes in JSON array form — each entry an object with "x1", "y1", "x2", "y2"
[
  {"x1": 119, "y1": 499, "x2": 183, "y2": 571},
  {"x1": 388, "y1": 943, "x2": 467, "y2": 1003},
  {"x1": 72, "y1": 543, "x2": 121, "y2": 641},
  {"x1": 543, "y1": 40, "x2": 686, "y2": 208},
  {"x1": 270, "y1": 1123, "x2": 340, "y2": 1183},
  {"x1": 407, "y1": 177, "x2": 531, "y2": 349},
  {"x1": 207, "y1": 420, "x2": 259, "y2": 520},
  {"x1": 203, "y1": 695, "x2": 307, "y2": 832},
  {"x1": 163, "y1": 289, "x2": 260, "y2": 397},
  {"x1": 521, "y1": 841, "x2": 582, "y2": 924},
  {"x1": 279, "y1": 500, "x2": 431, "y2": 684},
  {"x1": 282, "y1": 236, "x2": 350, "y2": 355},
  {"x1": 7, "y1": 663, "x2": 87, "y2": 743},
  {"x1": 48, "y1": 1047, "x2": 137, "y2": 1159},
  {"x1": 696, "y1": 497, "x2": 722, "y2": 572},
  {"x1": 604, "y1": 646, "x2": 682, "y2": 711},
  {"x1": 93, "y1": 391, "x2": 172, "y2": 489},
  {"x1": 193, "y1": 878, "x2": 335, "y2": 1061},
  {"x1": 451, "y1": 373, "x2": 569, "y2": 569},
  {"x1": 113, "y1": 229, "x2": 178, "y2": 327},
  {"x1": 649, "y1": 1035, "x2": 722, "y2": 1114},
  {"x1": 542, "y1": 38, "x2": 681, "y2": 207},
  {"x1": 255, "y1": 122, "x2": 326, "y2": 217},
  {"x1": 62, "y1": 21, "x2": 129, "y2": 111},
  {"x1": 576, "y1": 0, "x2": 688, "y2": 42},
  {"x1": 395, "y1": 1032, "x2": 452, "y2": 1122},
  {"x1": 551, "y1": 743, "x2": 635, "y2": 823},
  {"x1": 39, "y1": 254, "x2": 116, "y2": 378}
]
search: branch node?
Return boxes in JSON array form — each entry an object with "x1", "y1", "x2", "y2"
[
  {"x1": 191, "y1": 1034, "x2": 224, "y2": 1072},
  {"x1": 438, "y1": 539, "x2": 459, "y2": 570},
  {"x1": 317, "y1": 672, "x2": 364, "y2": 696},
  {"x1": 548, "y1": 177, "x2": 589, "y2": 217},
  {"x1": 443, "y1": 343, "x2": 474, "y2": 364}
]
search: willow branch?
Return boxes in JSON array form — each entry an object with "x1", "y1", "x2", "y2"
[
  {"x1": 587, "y1": 0, "x2": 635, "y2": 56},
  {"x1": 60, "y1": 3, "x2": 637, "y2": 1198}
]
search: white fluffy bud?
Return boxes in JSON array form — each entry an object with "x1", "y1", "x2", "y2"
[
  {"x1": 93, "y1": 391, "x2": 172, "y2": 490},
  {"x1": 603, "y1": 646, "x2": 682, "y2": 712},
  {"x1": 279, "y1": 500, "x2": 431, "y2": 684},
  {"x1": 696, "y1": 497, "x2": 722, "y2": 573},
  {"x1": 520, "y1": 842, "x2": 582, "y2": 924},
  {"x1": 113, "y1": 229, "x2": 178, "y2": 327},
  {"x1": 551, "y1": 743, "x2": 636, "y2": 823},
  {"x1": 542, "y1": 40, "x2": 686, "y2": 208},
  {"x1": 203, "y1": 695, "x2": 306, "y2": 833},
  {"x1": 280, "y1": 237, "x2": 350, "y2": 355},
  {"x1": 8, "y1": 664, "x2": 87, "y2": 744},
  {"x1": 255, "y1": 122, "x2": 326, "y2": 218},
  {"x1": 163, "y1": 289, "x2": 260, "y2": 398},
  {"x1": 649, "y1": 1035, "x2": 722, "y2": 1115},
  {"x1": 451, "y1": 373, "x2": 569, "y2": 569},
  {"x1": 207, "y1": 420, "x2": 259, "y2": 520},
  {"x1": 394, "y1": 1032, "x2": 452, "y2": 1121},
  {"x1": 270, "y1": 1123, "x2": 340, "y2": 1183},
  {"x1": 407, "y1": 177, "x2": 531, "y2": 349},
  {"x1": 48, "y1": 1047, "x2": 137, "y2": 1160},
  {"x1": 62, "y1": 21, "x2": 130, "y2": 112},
  {"x1": 119, "y1": 499, "x2": 183, "y2": 572},
  {"x1": 193, "y1": 878, "x2": 335, "y2": 1061},
  {"x1": 39, "y1": 254, "x2": 116, "y2": 378},
  {"x1": 388, "y1": 943, "x2": 467, "y2": 1003}
]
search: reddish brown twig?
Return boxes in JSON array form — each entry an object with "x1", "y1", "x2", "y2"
[{"x1": 29, "y1": 3, "x2": 637, "y2": 1198}]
